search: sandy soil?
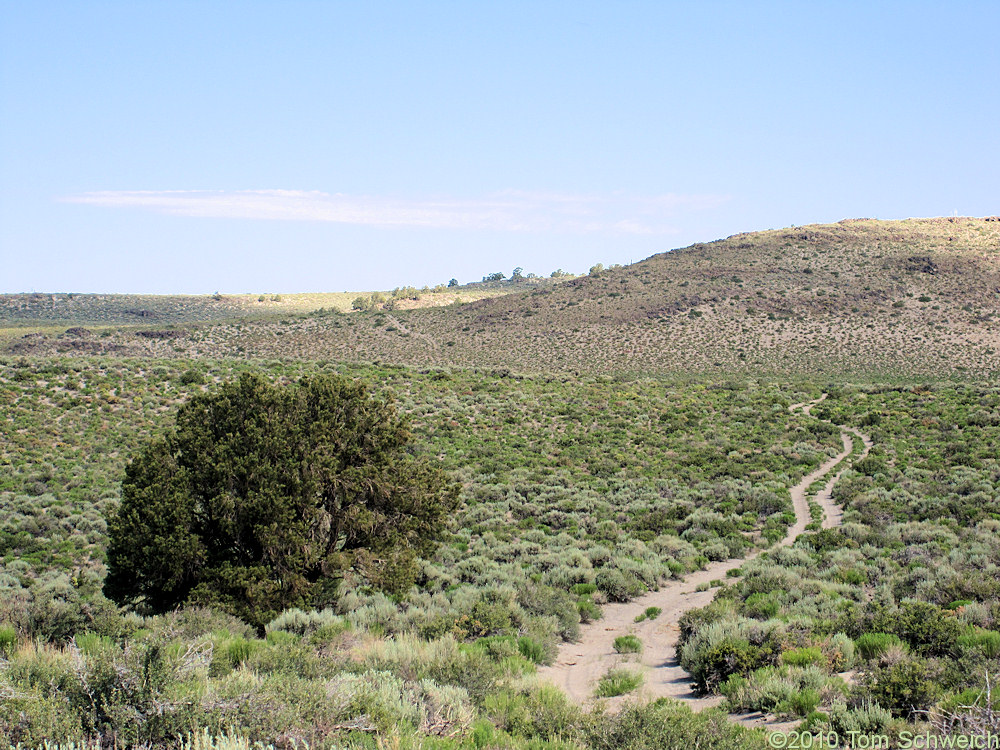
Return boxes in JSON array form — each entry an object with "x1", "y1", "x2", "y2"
[
  {"x1": 818, "y1": 426, "x2": 873, "y2": 529},
  {"x1": 537, "y1": 394, "x2": 870, "y2": 719}
]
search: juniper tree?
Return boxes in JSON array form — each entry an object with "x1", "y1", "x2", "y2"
[{"x1": 105, "y1": 372, "x2": 459, "y2": 627}]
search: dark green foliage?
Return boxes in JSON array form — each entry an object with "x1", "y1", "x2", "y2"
[
  {"x1": 882, "y1": 601, "x2": 962, "y2": 657},
  {"x1": 860, "y1": 654, "x2": 942, "y2": 716},
  {"x1": 104, "y1": 373, "x2": 459, "y2": 628},
  {"x1": 466, "y1": 595, "x2": 520, "y2": 638},
  {"x1": 688, "y1": 638, "x2": 774, "y2": 693},
  {"x1": 680, "y1": 617, "x2": 785, "y2": 693},
  {"x1": 178, "y1": 368, "x2": 204, "y2": 385},
  {"x1": 854, "y1": 455, "x2": 887, "y2": 476},
  {"x1": 804, "y1": 528, "x2": 857, "y2": 553}
]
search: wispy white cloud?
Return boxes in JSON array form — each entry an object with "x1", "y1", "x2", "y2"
[{"x1": 62, "y1": 188, "x2": 729, "y2": 234}]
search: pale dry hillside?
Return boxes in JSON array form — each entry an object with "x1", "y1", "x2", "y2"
[{"x1": 10, "y1": 217, "x2": 1000, "y2": 378}]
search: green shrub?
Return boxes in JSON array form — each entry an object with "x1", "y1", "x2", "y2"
[
  {"x1": 855, "y1": 632, "x2": 905, "y2": 661},
  {"x1": 596, "y1": 568, "x2": 644, "y2": 603},
  {"x1": 0, "y1": 624, "x2": 16, "y2": 655},
  {"x1": 265, "y1": 607, "x2": 345, "y2": 636},
  {"x1": 888, "y1": 601, "x2": 962, "y2": 657},
  {"x1": 585, "y1": 701, "x2": 765, "y2": 750},
  {"x1": 780, "y1": 646, "x2": 823, "y2": 667},
  {"x1": 322, "y1": 670, "x2": 422, "y2": 734},
  {"x1": 577, "y1": 597, "x2": 603, "y2": 623},
  {"x1": 484, "y1": 684, "x2": 582, "y2": 742},
  {"x1": 519, "y1": 684, "x2": 583, "y2": 742},
  {"x1": 721, "y1": 664, "x2": 841, "y2": 715},
  {"x1": 74, "y1": 632, "x2": 114, "y2": 655},
  {"x1": 854, "y1": 456, "x2": 887, "y2": 476},
  {"x1": 939, "y1": 687, "x2": 1000, "y2": 714},
  {"x1": 680, "y1": 618, "x2": 784, "y2": 693},
  {"x1": 310, "y1": 619, "x2": 353, "y2": 646},
  {"x1": 687, "y1": 638, "x2": 765, "y2": 693},
  {"x1": 678, "y1": 600, "x2": 736, "y2": 646},
  {"x1": 781, "y1": 688, "x2": 821, "y2": 717},
  {"x1": 613, "y1": 635, "x2": 643, "y2": 654},
  {"x1": 836, "y1": 567, "x2": 866, "y2": 585},
  {"x1": 644, "y1": 606, "x2": 662, "y2": 620},
  {"x1": 800, "y1": 710, "x2": 829, "y2": 733},
  {"x1": 517, "y1": 636, "x2": 546, "y2": 665},
  {"x1": 822, "y1": 633, "x2": 856, "y2": 671},
  {"x1": 224, "y1": 637, "x2": 259, "y2": 668},
  {"x1": 957, "y1": 629, "x2": 1000, "y2": 658},
  {"x1": 828, "y1": 700, "x2": 892, "y2": 736},
  {"x1": 263, "y1": 630, "x2": 297, "y2": 646},
  {"x1": 150, "y1": 607, "x2": 257, "y2": 641},
  {"x1": 178, "y1": 369, "x2": 205, "y2": 385},
  {"x1": 472, "y1": 635, "x2": 520, "y2": 663},
  {"x1": 742, "y1": 593, "x2": 780, "y2": 620},
  {"x1": 666, "y1": 560, "x2": 686, "y2": 576},
  {"x1": 467, "y1": 596, "x2": 520, "y2": 638},
  {"x1": 0, "y1": 687, "x2": 85, "y2": 746},
  {"x1": 517, "y1": 583, "x2": 580, "y2": 642},
  {"x1": 27, "y1": 574, "x2": 90, "y2": 641},
  {"x1": 860, "y1": 654, "x2": 942, "y2": 716},
  {"x1": 595, "y1": 667, "x2": 644, "y2": 697},
  {"x1": 425, "y1": 646, "x2": 506, "y2": 706}
]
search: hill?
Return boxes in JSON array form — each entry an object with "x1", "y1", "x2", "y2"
[{"x1": 8, "y1": 217, "x2": 1000, "y2": 378}]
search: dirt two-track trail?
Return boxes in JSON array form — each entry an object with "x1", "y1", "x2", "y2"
[{"x1": 538, "y1": 394, "x2": 873, "y2": 710}]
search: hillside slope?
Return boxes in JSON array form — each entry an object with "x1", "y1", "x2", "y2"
[{"x1": 9, "y1": 217, "x2": 1000, "y2": 377}]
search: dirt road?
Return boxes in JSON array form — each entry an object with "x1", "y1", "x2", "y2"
[{"x1": 537, "y1": 394, "x2": 871, "y2": 707}]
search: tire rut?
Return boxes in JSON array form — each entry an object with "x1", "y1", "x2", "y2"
[{"x1": 537, "y1": 394, "x2": 871, "y2": 709}]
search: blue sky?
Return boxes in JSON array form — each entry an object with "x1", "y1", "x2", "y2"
[{"x1": 2, "y1": 1, "x2": 998, "y2": 294}]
